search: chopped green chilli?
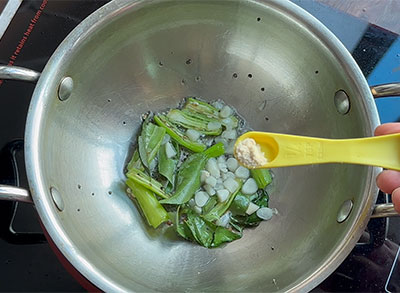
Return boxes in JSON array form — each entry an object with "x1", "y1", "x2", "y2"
[
  {"x1": 167, "y1": 109, "x2": 223, "y2": 135},
  {"x1": 126, "y1": 167, "x2": 169, "y2": 199},
  {"x1": 126, "y1": 179, "x2": 169, "y2": 228},
  {"x1": 250, "y1": 169, "x2": 272, "y2": 189},
  {"x1": 154, "y1": 115, "x2": 206, "y2": 152},
  {"x1": 124, "y1": 97, "x2": 276, "y2": 248}
]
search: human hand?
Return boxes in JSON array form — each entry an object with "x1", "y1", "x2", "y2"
[{"x1": 375, "y1": 123, "x2": 400, "y2": 213}]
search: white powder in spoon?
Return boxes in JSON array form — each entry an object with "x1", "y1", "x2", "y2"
[{"x1": 234, "y1": 138, "x2": 268, "y2": 168}]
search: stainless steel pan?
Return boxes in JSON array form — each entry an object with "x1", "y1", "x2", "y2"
[{"x1": 1, "y1": 0, "x2": 400, "y2": 291}]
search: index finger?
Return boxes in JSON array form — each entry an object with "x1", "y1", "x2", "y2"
[{"x1": 374, "y1": 123, "x2": 400, "y2": 136}]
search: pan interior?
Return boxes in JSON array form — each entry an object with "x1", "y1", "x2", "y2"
[{"x1": 28, "y1": 0, "x2": 378, "y2": 291}]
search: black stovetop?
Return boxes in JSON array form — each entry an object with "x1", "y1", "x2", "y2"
[{"x1": 0, "y1": 0, "x2": 399, "y2": 291}]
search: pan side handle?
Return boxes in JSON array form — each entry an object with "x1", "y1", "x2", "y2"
[
  {"x1": 371, "y1": 203, "x2": 398, "y2": 218},
  {"x1": 0, "y1": 65, "x2": 40, "y2": 82},
  {"x1": 371, "y1": 83, "x2": 400, "y2": 98},
  {"x1": 0, "y1": 185, "x2": 32, "y2": 203}
]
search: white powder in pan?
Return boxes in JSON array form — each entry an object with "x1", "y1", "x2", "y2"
[{"x1": 235, "y1": 138, "x2": 268, "y2": 168}]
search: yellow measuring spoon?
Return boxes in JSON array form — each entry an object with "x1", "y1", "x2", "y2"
[{"x1": 234, "y1": 131, "x2": 400, "y2": 170}]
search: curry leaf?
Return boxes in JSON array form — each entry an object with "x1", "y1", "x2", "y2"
[
  {"x1": 179, "y1": 209, "x2": 241, "y2": 248},
  {"x1": 158, "y1": 143, "x2": 178, "y2": 188},
  {"x1": 184, "y1": 210, "x2": 216, "y2": 248},
  {"x1": 230, "y1": 193, "x2": 250, "y2": 216},
  {"x1": 160, "y1": 143, "x2": 224, "y2": 205},
  {"x1": 231, "y1": 190, "x2": 269, "y2": 227},
  {"x1": 245, "y1": 190, "x2": 269, "y2": 224},
  {"x1": 212, "y1": 226, "x2": 241, "y2": 247},
  {"x1": 175, "y1": 207, "x2": 195, "y2": 241},
  {"x1": 126, "y1": 149, "x2": 144, "y2": 172},
  {"x1": 229, "y1": 217, "x2": 244, "y2": 235},
  {"x1": 138, "y1": 121, "x2": 166, "y2": 168}
]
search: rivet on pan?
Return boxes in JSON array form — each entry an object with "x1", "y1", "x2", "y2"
[
  {"x1": 50, "y1": 187, "x2": 64, "y2": 211},
  {"x1": 337, "y1": 199, "x2": 353, "y2": 223},
  {"x1": 334, "y1": 90, "x2": 350, "y2": 114},
  {"x1": 58, "y1": 76, "x2": 73, "y2": 101}
]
